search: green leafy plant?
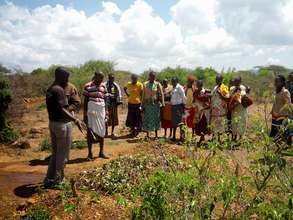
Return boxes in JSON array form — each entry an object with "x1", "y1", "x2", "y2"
[
  {"x1": 39, "y1": 138, "x2": 51, "y2": 151},
  {"x1": 20, "y1": 205, "x2": 50, "y2": 220}
]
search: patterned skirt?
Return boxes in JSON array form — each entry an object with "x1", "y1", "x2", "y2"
[
  {"x1": 142, "y1": 103, "x2": 161, "y2": 131},
  {"x1": 107, "y1": 103, "x2": 118, "y2": 126}
]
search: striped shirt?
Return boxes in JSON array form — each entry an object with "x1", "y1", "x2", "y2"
[{"x1": 83, "y1": 81, "x2": 107, "y2": 103}]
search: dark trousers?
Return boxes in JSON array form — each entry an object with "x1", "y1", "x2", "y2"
[{"x1": 270, "y1": 119, "x2": 283, "y2": 140}]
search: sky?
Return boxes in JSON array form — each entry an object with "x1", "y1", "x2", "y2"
[{"x1": 0, "y1": 0, "x2": 293, "y2": 73}]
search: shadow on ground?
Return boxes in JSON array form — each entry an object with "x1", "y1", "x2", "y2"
[
  {"x1": 29, "y1": 156, "x2": 98, "y2": 166},
  {"x1": 14, "y1": 183, "x2": 42, "y2": 198}
]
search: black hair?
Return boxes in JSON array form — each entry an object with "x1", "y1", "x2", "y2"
[
  {"x1": 149, "y1": 70, "x2": 156, "y2": 77},
  {"x1": 131, "y1": 74, "x2": 138, "y2": 79},
  {"x1": 197, "y1": 79, "x2": 203, "y2": 87},
  {"x1": 276, "y1": 74, "x2": 286, "y2": 87},
  {"x1": 55, "y1": 66, "x2": 70, "y2": 79},
  {"x1": 216, "y1": 74, "x2": 223, "y2": 80},
  {"x1": 172, "y1": 77, "x2": 178, "y2": 82},
  {"x1": 95, "y1": 70, "x2": 104, "y2": 79}
]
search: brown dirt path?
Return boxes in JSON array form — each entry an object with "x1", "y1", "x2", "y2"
[{"x1": 0, "y1": 108, "x2": 143, "y2": 219}]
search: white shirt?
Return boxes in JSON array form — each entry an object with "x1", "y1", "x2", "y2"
[{"x1": 171, "y1": 83, "x2": 186, "y2": 105}]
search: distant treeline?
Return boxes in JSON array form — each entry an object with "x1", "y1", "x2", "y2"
[{"x1": 1, "y1": 61, "x2": 292, "y2": 102}]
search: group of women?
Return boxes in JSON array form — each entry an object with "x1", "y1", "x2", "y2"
[
  {"x1": 83, "y1": 70, "x2": 293, "y2": 161},
  {"x1": 123, "y1": 71, "x2": 253, "y2": 144}
]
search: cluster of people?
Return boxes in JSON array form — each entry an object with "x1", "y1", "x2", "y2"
[
  {"x1": 123, "y1": 72, "x2": 252, "y2": 145},
  {"x1": 43, "y1": 66, "x2": 292, "y2": 188}
]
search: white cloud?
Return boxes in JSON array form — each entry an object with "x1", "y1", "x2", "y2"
[
  {"x1": 0, "y1": 0, "x2": 293, "y2": 73},
  {"x1": 102, "y1": 1, "x2": 121, "y2": 15},
  {"x1": 267, "y1": 57, "x2": 281, "y2": 65}
]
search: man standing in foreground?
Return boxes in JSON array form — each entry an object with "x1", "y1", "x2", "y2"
[
  {"x1": 44, "y1": 67, "x2": 84, "y2": 188},
  {"x1": 45, "y1": 82, "x2": 81, "y2": 162}
]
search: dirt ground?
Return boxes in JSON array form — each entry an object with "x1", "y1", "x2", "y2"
[
  {"x1": 0, "y1": 102, "x2": 144, "y2": 218},
  {"x1": 0, "y1": 101, "x2": 265, "y2": 219}
]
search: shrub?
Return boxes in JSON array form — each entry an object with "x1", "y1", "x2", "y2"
[
  {"x1": 20, "y1": 205, "x2": 50, "y2": 220},
  {"x1": 0, "y1": 126, "x2": 18, "y2": 143},
  {"x1": 0, "y1": 75, "x2": 19, "y2": 143},
  {"x1": 39, "y1": 138, "x2": 51, "y2": 151}
]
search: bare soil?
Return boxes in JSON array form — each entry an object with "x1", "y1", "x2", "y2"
[{"x1": 0, "y1": 101, "x2": 264, "y2": 219}]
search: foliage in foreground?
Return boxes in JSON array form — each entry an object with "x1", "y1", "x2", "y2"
[
  {"x1": 0, "y1": 75, "x2": 18, "y2": 143},
  {"x1": 20, "y1": 205, "x2": 50, "y2": 220},
  {"x1": 77, "y1": 154, "x2": 185, "y2": 195},
  {"x1": 39, "y1": 138, "x2": 87, "y2": 151},
  {"x1": 21, "y1": 112, "x2": 293, "y2": 219},
  {"x1": 131, "y1": 133, "x2": 293, "y2": 219}
]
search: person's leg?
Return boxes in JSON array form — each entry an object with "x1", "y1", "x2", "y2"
[
  {"x1": 169, "y1": 128, "x2": 173, "y2": 138},
  {"x1": 87, "y1": 131, "x2": 94, "y2": 159},
  {"x1": 64, "y1": 123, "x2": 72, "y2": 165},
  {"x1": 270, "y1": 120, "x2": 278, "y2": 138},
  {"x1": 126, "y1": 104, "x2": 133, "y2": 135},
  {"x1": 54, "y1": 122, "x2": 71, "y2": 184},
  {"x1": 197, "y1": 134, "x2": 205, "y2": 147},
  {"x1": 155, "y1": 130, "x2": 158, "y2": 138},
  {"x1": 180, "y1": 125, "x2": 184, "y2": 142},
  {"x1": 44, "y1": 122, "x2": 57, "y2": 186},
  {"x1": 192, "y1": 128, "x2": 195, "y2": 136},
  {"x1": 172, "y1": 127, "x2": 177, "y2": 141},
  {"x1": 111, "y1": 124, "x2": 115, "y2": 136},
  {"x1": 99, "y1": 137, "x2": 109, "y2": 159},
  {"x1": 164, "y1": 128, "x2": 167, "y2": 137}
]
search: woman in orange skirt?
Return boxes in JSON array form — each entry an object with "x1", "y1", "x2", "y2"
[
  {"x1": 185, "y1": 76, "x2": 196, "y2": 135},
  {"x1": 161, "y1": 79, "x2": 173, "y2": 138}
]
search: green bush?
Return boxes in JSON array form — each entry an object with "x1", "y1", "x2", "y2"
[
  {"x1": 20, "y1": 205, "x2": 50, "y2": 220},
  {"x1": 0, "y1": 126, "x2": 18, "y2": 143},
  {"x1": 39, "y1": 138, "x2": 51, "y2": 151},
  {"x1": 130, "y1": 123, "x2": 293, "y2": 219},
  {"x1": 39, "y1": 139, "x2": 87, "y2": 151}
]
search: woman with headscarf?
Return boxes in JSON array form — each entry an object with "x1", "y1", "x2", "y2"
[
  {"x1": 185, "y1": 75, "x2": 196, "y2": 135},
  {"x1": 210, "y1": 74, "x2": 229, "y2": 141},
  {"x1": 193, "y1": 80, "x2": 211, "y2": 145},
  {"x1": 161, "y1": 79, "x2": 173, "y2": 138},
  {"x1": 142, "y1": 71, "x2": 164, "y2": 139},
  {"x1": 83, "y1": 70, "x2": 109, "y2": 160},
  {"x1": 229, "y1": 76, "x2": 248, "y2": 141},
  {"x1": 271, "y1": 74, "x2": 291, "y2": 143}
]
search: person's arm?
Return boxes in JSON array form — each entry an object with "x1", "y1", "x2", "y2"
[
  {"x1": 55, "y1": 87, "x2": 86, "y2": 134},
  {"x1": 68, "y1": 86, "x2": 81, "y2": 113},
  {"x1": 158, "y1": 83, "x2": 165, "y2": 106},
  {"x1": 141, "y1": 83, "x2": 145, "y2": 110},
  {"x1": 124, "y1": 85, "x2": 130, "y2": 97},
  {"x1": 277, "y1": 91, "x2": 292, "y2": 118},
  {"x1": 83, "y1": 96, "x2": 89, "y2": 124},
  {"x1": 180, "y1": 86, "x2": 187, "y2": 106}
]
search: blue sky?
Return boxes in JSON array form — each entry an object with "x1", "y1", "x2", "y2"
[{"x1": 0, "y1": 0, "x2": 177, "y2": 20}]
